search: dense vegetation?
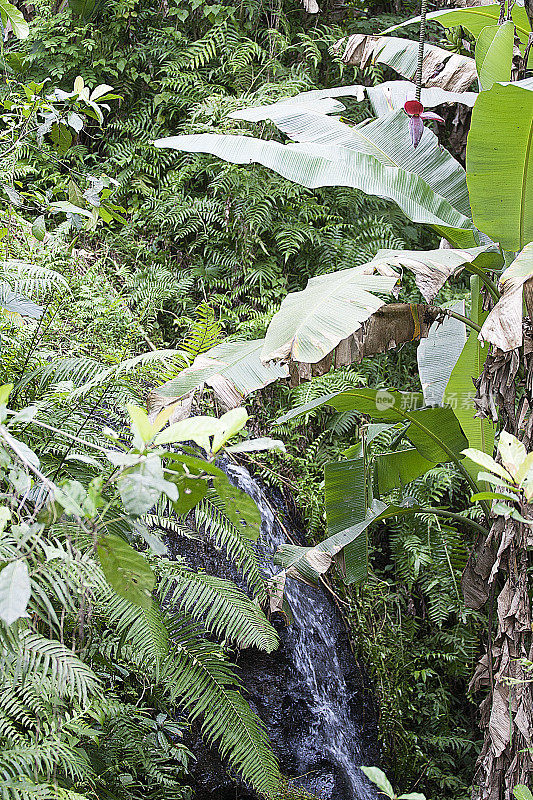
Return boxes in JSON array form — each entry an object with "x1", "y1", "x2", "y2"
[{"x1": 2, "y1": 0, "x2": 533, "y2": 798}]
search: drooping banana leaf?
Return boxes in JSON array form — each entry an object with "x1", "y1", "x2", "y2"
[
  {"x1": 274, "y1": 495, "x2": 485, "y2": 591},
  {"x1": 262, "y1": 245, "x2": 498, "y2": 368},
  {"x1": 230, "y1": 96, "x2": 350, "y2": 121},
  {"x1": 239, "y1": 82, "x2": 477, "y2": 118},
  {"x1": 288, "y1": 303, "x2": 442, "y2": 384},
  {"x1": 475, "y1": 21, "x2": 514, "y2": 91},
  {"x1": 369, "y1": 244, "x2": 501, "y2": 302},
  {"x1": 261, "y1": 265, "x2": 398, "y2": 364},
  {"x1": 148, "y1": 339, "x2": 288, "y2": 414},
  {"x1": 364, "y1": 81, "x2": 478, "y2": 116},
  {"x1": 278, "y1": 388, "x2": 468, "y2": 463},
  {"x1": 324, "y1": 458, "x2": 368, "y2": 584},
  {"x1": 479, "y1": 241, "x2": 533, "y2": 350},
  {"x1": 274, "y1": 498, "x2": 387, "y2": 588},
  {"x1": 334, "y1": 34, "x2": 477, "y2": 92},
  {"x1": 466, "y1": 81, "x2": 533, "y2": 251},
  {"x1": 382, "y1": 3, "x2": 532, "y2": 47},
  {"x1": 227, "y1": 108, "x2": 472, "y2": 221},
  {"x1": 155, "y1": 134, "x2": 476, "y2": 246},
  {"x1": 417, "y1": 302, "x2": 467, "y2": 406}
]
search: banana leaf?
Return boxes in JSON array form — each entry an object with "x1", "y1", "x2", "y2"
[
  {"x1": 382, "y1": 3, "x2": 532, "y2": 47},
  {"x1": 278, "y1": 388, "x2": 468, "y2": 463},
  {"x1": 335, "y1": 33, "x2": 477, "y2": 92},
  {"x1": 466, "y1": 81, "x2": 533, "y2": 251},
  {"x1": 155, "y1": 131, "x2": 476, "y2": 246},
  {"x1": 475, "y1": 21, "x2": 514, "y2": 91},
  {"x1": 261, "y1": 265, "x2": 398, "y2": 364}
]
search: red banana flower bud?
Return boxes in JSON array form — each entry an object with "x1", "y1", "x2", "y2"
[{"x1": 403, "y1": 100, "x2": 444, "y2": 148}]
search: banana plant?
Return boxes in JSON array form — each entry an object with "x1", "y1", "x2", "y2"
[{"x1": 156, "y1": 4, "x2": 533, "y2": 794}]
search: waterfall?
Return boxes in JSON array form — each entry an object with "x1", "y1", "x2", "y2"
[
  {"x1": 225, "y1": 464, "x2": 378, "y2": 800},
  {"x1": 168, "y1": 461, "x2": 379, "y2": 799}
]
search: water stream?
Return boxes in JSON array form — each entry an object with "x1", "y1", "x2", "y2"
[
  {"x1": 227, "y1": 464, "x2": 377, "y2": 800},
  {"x1": 170, "y1": 462, "x2": 378, "y2": 799}
]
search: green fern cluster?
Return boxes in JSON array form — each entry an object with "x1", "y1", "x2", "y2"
[{"x1": 0, "y1": 254, "x2": 282, "y2": 799}]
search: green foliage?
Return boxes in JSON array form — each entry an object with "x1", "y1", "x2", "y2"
[{"x1": 2, "y1": 0, "x2": 505, "y2": 798}]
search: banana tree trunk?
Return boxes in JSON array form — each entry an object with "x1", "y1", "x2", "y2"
[{"x1": 468, "y1": 350, "x2": 533, "y2": 800}]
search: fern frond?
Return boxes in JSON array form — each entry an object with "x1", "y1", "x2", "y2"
[{"x1": 158, "y1": 565, "x2": 278, "y2": 652}]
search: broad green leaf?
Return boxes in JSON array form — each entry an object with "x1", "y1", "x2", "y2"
[
  {"x1": 117, "y1": 454, "x2": 177, "y2": 515},
  {"x1": 471, "y1": 490, "x2": 518, "y2": 503},
  {"x1": 360, "y1": 766, "x2": 395, "y2": 798},
  {"x1": 398, "y1": 794, "x2": 427, "y2": 800},
  {"x1": 1, "y1": 428, "x2": 40, "y2": 469},
  {"x1": 276, "y1": 499, "x2": 387, "y2": 587},
  {"x1": 49, "y1": 201, "x2": 93, "y2": 219},
  {"x1": 514, "y1": 785, "x2": 533, "y2": 800},
  {"x1": 325, "y1": 458, "x2": 367, "y2": 532},
  {"x1": 151, "y1": 405, "x2": 176, "y2": 436},
  {"x1": 154, "y1": 416, "x2": 219, "y2": 452},
  {"x1": 325, "y1": 458, "x2": 367, "y2": 584},
  {"x1": 213, "y1": 474, "x2": 261, "y2": 540},
  {"x1": 262, "y1": 265, "x2": 397, "y2": 363},
  {"x1": 54, "y1": 479, "x2": 87, "y2": 517},
  {"x1": 515, "y1": 451, "x2": 533, "y2": 485},
  {"x1": 0, "y1": 507, "x2": 10, "y2": 533},
  {"x1": 336, "y1": 33, "x2": 477, "y2": 92},
  {"x1": 0, "y1": 0, "x2": 29, "y2": 38},
  {"x1": 475, "y1": 22, "x2": 514, "y2": 91},
  {"x1": 274, "y1": 543, "x2": 330, "y2": 587},
  {"x1": 278, "y1": 388, "x2": 468, "y2": 463},
  {"x1": 31, "y1": 215, "x2": 46, "y2": 241},
  {"x1": 225, "y1": 437, "x2": 286, "y2": 453},
  {"x1": 462, "y1": 447, "x2": 513, "y2": 481},
  {"x1": 166, "y1": 452, "x2": 227, "y2": 478},
  {"x1": 467, "y1": 82, "x2": 533, "y2": 251},
  {"x1": 211, "y1": 407, "x2": 248, "y2": 453},
  {"x1": 165, "y1": 463, "x2": 208, "y2": 515},
  {"x1": 382, "y1": 4, "x2": 532, "y2": 46},
  {"x1": 68, "y1": 0, "x2": 99, "y2": 20},
  {"x1": 479, "y1": 242, "x2": 533, "y2": 351},
  {"x1": 0, "y1": 384, "x2": 13, "y2": 405},
  {"x1": 499, "y1": 431, "x2": 527, "y2": 479},
  {"x1": 90, "y1": 83, "x2": 115, "y2": 101},
  {"x1": 402, "y1": 406, "x2": 468, "y2": 463},
  {"x1": 154, "y1": 409, "x2": 248, "y2": 454},
  {"x1": 97, "y1": 534, "x2": 155, "y2": 608},
  {"x1": 0, "y1": 561, "x2": 31, "y2": 625},
  {"x1": 277, "y1": 388, "x2": 424, "y2": 423},
  {"x1": 127, "y1": 403, "x2": 154, "y2": 445},
  {"x1": 155, "y1": 132, "x2": 476, "y2": 247},
  {"x1": 152, "y1": 338, "x2": 288, "y2": 402},
  {"x1": 375, "y1": 448, "x2": 436, "y2": 494}
]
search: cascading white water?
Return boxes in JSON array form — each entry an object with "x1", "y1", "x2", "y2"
[{"x1": 226, "y1": 464, "x2": 377, "y2": 800}]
